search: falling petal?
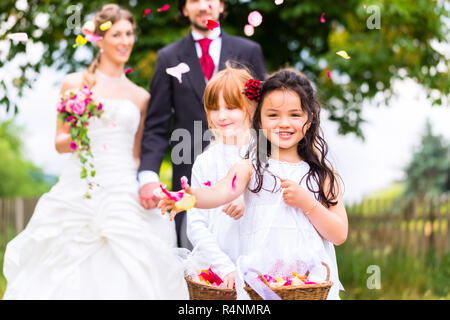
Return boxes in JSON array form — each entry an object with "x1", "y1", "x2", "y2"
[
  {"x1": 203, "y1": 181, "x2": 211, "y2": 187},
  {"x1": 320, "y1": 13, "x2": 326, "y2": 23},
  {"x1": 206, "y1": 19, "x2": 219, "y2": 31},
  {"x1": 157, "y1": 4, "x2": 170, "y2": 12},
  {"x1": 208, "y1": 4, "x2": 212, "y2": 10},
  {"x1": 244, "y1": 24, "x2": 254, "y2": 37},
  {"x1": 6, "y1": 33, "x2": 28, "y2": 42},
  {"x1": 166, "y1": 62, "x2": 190, "y2": 83},
  {"x1": 144, "y1": 9, "x2": 151, "y2": 16},
  {"x1": 73, "y1": 35, "x2": 87, "y2": 48},
  {"x1": 248, "y1": 11, "x2": 263, "y2": 27},
  {"x1": 326, "y1": 70, "x2": 331, "y2": 79},
  {"x1": 99, "y1": 21, "x2": 112, "y2": 31},
  {"x1": 336, "y1": 50, "x2": 351, "y2": 59},
  {"x1": 274, "y1": 0, "x2": 284, "y2": 5},
  {"x1": 232, "y1": 174, "x2": 237, "y2": 193},
  {"x1": 124, "y1": 68, "x2": 133, "y2": 74}
]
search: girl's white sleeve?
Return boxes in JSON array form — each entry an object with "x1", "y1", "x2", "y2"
[{"x1": 187, "y1": 157, "x2": 236, "y2": 279}]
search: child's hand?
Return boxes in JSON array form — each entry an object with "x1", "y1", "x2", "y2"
[
  {"x1": 280, "y1": 178, "x2": 304, "y2": 208},
  {"x1": 219, "y1": 271, "x2": 236, "y2": 289},
  {"x1": 222, "y1": 195, "x2": 245, "y2": 220},
  {"x1": 157, "y1": 184, "x2": 194, "y2": 221}
]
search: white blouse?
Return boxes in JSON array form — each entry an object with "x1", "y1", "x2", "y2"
[{"x1": 187, "y1": 142, "x2": 246, "y2": 278}]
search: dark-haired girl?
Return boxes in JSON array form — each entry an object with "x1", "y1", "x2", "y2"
[{"x1": 159, "y1": 69, "x2": 347, "y2": 299}]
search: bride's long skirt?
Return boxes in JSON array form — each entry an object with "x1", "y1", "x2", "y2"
[{"x1": 3, "y1": 156, "x2": 189, "y2": 300}]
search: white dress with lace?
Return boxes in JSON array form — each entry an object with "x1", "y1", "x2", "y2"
[
  {"x1": 237, "y1": 159, "x2": 344, "y2": 300},
  {"x1": 2, "y1": 98, "x2": 189, "y2": 299}
]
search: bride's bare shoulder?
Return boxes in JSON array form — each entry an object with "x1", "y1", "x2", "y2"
[
  {"x1": 61, "y1": 72, "x2": 84, "y2": 92},
  {"x1": 126, "y1": 81, "x2": 150, "y2": 112}
]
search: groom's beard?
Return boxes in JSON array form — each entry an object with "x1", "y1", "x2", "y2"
[{"x1": 191, "y1": 22, "x2": 211, "y2": 32}]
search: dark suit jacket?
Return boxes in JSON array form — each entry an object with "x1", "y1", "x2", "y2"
[{"x1": 139, "y1": 31, "x2": 266, "y2": 192}]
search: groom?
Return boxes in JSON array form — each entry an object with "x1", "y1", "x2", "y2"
[{"x1": 138, "y1": 0, "x2": 266, "y2": 248}]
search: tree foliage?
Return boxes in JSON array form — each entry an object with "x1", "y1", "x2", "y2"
[
  {"x1": 403, "y1": 119, "x2": 450, "y2": 201},
  {"x1": 0, "y1": 0, "x2": 449, "y2": 137},
  {"x1": 0, "y1": 120, "x2": 54, "y2": 197}
]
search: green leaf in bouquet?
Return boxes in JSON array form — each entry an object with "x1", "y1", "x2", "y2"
[
  {"x1": 80, "y1": 167, "x2": 87, "y2": 179},
  {"x1": 91, "y1": 170, "x2": 96, "y2": 177},
  {"x1": 79, "y1": 155, "x2": 88, "y2": 164},
  {"x1": 70, "y1": 127, "x2": 79, "y2": 139}
]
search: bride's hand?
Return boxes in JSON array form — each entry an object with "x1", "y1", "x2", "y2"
[{"x1": 218, "y1": 271, "x2": 236, "y2": 289}]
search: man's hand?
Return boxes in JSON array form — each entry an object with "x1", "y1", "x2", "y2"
[
  {"x1": 222, "y1": 195, "x2": 245, "y2": 220},
  {"x1": 138, "y1": 182, "x2": 161, "y2": 210},
  {"x1": 219, "y1": 271, "x2": 236, "y2": 289}
]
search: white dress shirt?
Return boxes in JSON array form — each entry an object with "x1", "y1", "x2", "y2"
[{"x1": 138, "y1": 28, "x2": 223, "y2": 188}]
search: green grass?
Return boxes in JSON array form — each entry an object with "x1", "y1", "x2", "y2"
[{"x1": 336, "y1": 242, "x2": 450, "y2": 300}]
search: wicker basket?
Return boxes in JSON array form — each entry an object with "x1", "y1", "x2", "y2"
[
  {"x1": 185, "y1": 276, "x2": 237, "y2": 300},
  {"x1": 244, "y1": 262, "x2": 333, "y2": 300}
]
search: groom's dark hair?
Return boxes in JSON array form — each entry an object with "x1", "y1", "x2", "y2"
[{"x1": 177, "y1": 0, "x2": 228, "y2": 24}]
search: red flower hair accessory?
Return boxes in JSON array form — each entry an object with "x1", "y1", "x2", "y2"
[{"x1": 243, "y1": 78, "x2": 262, "y2": 101}]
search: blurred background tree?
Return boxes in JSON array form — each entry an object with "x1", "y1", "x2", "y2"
[
  {"x1": 403, "y1": 119, "x2": 450, "y2": 202},
  {"x1": 0, "y1": 0, "x2": 448, "y2": 138},
  {"x1": 0, "y1": 120, "x2": 54, "y2": 197}
]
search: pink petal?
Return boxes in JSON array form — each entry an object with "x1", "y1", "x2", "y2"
[
  {"x1": 248, "y1": 11, "x2": 263, "y2": 27},
  {"x1": 70, "y1": 142, "x2": 77, "y2": 150},
  {"x1": 231, "y1": 174, "x2": 237, "y2": 193},
  {"x1": 320, "y1": 13, "x2": 326, "y2": 23},
  {"x1": 327, "y1": 70, "x2": 331, "y2": 79},
  {"x1": 144, "y1": 9, "x2": 151, "y2": 16},
  {"x1": 180, "y1": 176, "x2": 189, "y2": 190},
  {"x1": 157, "y1": 4, "x2": 170, "y2": 12},
  {"x1": 203, "y1": 181, "x2": 211, "y2": 187},
  {"x1": 125, "y1": 68, "x2": 133, "y2": 74},
  {"x1": 206, "y1": 19, "x2": 219, "y2": 31},
  {"x1": 84, "y1": 33, "x2": 103, "y2": 42}
]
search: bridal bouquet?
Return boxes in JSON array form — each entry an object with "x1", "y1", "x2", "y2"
[{"x1": 57, "y1": 86, "x2": 104, "y2": 198}]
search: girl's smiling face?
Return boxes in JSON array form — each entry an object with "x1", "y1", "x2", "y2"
[
  {"x1": 260, "y1": 89, "x2": 310, "y2": 155},
  {"x1": 209, "y1": 91, "x2": 250, "y2": 142}
]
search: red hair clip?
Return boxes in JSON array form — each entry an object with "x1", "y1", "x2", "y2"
[{"x1": 243, "y1": 79, "x2": 262, "y2": 102}]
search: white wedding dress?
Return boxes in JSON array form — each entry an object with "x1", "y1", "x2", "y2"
[{"x1": 2, "y1": 98, "x2": 189, "y2": 299}]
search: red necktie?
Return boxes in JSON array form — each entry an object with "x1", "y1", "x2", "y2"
[{"x1": 197, "y1": 38, "x2": 215, "y2": 81}]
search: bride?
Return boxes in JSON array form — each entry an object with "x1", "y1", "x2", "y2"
[{"x1": 2, "y1": 4, "x2": 188, "y2": 300}]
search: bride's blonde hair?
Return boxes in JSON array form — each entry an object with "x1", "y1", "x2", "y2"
[{"x1": 82, "y1": 4, "x2": 136, "y2": 88}]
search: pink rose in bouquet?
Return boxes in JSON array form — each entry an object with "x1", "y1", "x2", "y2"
[{"x1": 57, "y1": 86, "x2": 104, "y2": 198}]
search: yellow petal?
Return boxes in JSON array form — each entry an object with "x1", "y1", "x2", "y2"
[
  {"x1": 100, "y1": 21, "x2": 112, "y2": 31},
  {"x1": 75, "y1": 35, "x2": 87, "y2": 46},
  {"x1": 336, "y1": 50, "x2": 351, "y2": 59},
  {"x1": 175, "y1": 193, "x2": 196, "y2": 211}
]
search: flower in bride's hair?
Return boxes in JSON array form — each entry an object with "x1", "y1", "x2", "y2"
[
  {"x1": 82, "y1": 21, "x2": 95, "y2": 35},
  {"x1": 243, "y1": 79, "x2": 262, "y2": 102}
]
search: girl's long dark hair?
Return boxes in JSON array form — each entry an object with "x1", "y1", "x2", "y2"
[{"x1": 248, "y1": 69, "x2": 341, "y2": 208}]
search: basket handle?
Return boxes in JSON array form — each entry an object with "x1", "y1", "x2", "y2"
[{"x1": 321, "y1": 261, "x2": 330, "y2": 282}]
